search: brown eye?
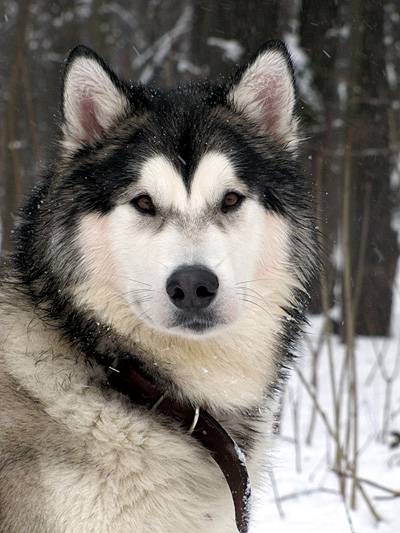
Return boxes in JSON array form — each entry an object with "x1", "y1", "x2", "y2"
[
  {"x1": 221, "y1": 192, "x2": 244, "y2": 213},
  {"x1": 131, "y1": 194, "x2": 156, "y2": 216}
]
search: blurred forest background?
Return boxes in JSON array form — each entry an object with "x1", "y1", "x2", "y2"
[
  {"x1": 1, "y1": 2, "x2": 400, "y2": 530},
  {"x1": 1, "y1": 0, "x2": 400, "y2": 339}
]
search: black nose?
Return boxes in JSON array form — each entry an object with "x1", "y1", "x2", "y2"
[{"x1": 166, "y1": 266, "x2": 219, "y2": 311}]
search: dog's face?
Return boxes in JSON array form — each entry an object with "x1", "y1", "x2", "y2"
[
  {"x1": 40, "y1": 43, "x2": 311, "y2": 340},
  {"x1": 87, "y1": 151, "x2": 273, "y2": 337}
]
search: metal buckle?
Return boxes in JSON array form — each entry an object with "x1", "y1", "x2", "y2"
[
  {"x1": 151, "y1": 393, "x2": 167, "y2": 411},
  {"x1": 188, "y1": 406, "x2": 200, "y2": 434},
  {"x1": 152, "y1": 396, "x2": 199, "y2": 434}
]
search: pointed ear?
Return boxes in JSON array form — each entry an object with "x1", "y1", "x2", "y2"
[
  {"x1": 228, "y1": 41, "x2": 298, "y2": 150},
  {"x1": 61, "y1": 46, "x2": 130, "y2": 152}
]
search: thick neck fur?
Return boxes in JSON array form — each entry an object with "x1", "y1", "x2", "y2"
[
  {"x1": 0, "y1": 270, "x2": 280, "y2": 460},
  {"x1": 8, "y1": 198, "x2": 305, "y2": 417},
  {"x1": 4, "y1": 252, "x2": 296, "y2": 419}
]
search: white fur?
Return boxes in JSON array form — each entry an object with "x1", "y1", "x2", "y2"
[
  {"x1": 0, "y1": 170, "x2": 293, "y2": 527},
  {"x1": 78, "y1": 152, "x2": 256, "y2": 337},
  {"x1": 0, "y1": 48, "x2": 305, "y2": 533},
  {"x1": 73, "y1": 151, "x2": 298, "y2": 412},
  {"x1": 229, "y1": 49, "x2": 298, "y2": 148},
  {"x1": 0, "y1": 302, "x2": 239, "y2": 532},
  {"x1": 0, "y1": 150, "x2": 299, "y2": 531},
  {"x1": 62, "y1": 56, "x2": 128, "y2": 152},
  {"x1": 123, "y1": 152, "x2": 248, "y2": 214}
]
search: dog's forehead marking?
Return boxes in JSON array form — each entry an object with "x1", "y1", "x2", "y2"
[
  {"x1": 137, "y1": 152, "x2": 241, "y2": 212},
  {"x1": 190, "y1": 152, "x2": 241, "y2": 209},
  {"x1": 138, "y1": 155, "x2": 187, "y2": 210}
]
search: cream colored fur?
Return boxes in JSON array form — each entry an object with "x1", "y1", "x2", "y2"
[
  {"x1": 0, "y1": 200, "x2": 295, "y2": 532},
  {"x1": 0, "y1": 283, "x2": 277, "y2": 532},
  {"x1": 74, "y1": 152, "x2": 298, "y2": 411},
  {"x1": 0, "y1": 49, "x2": 303, "y2": 532},
  {"x1": 0, "y1": 148, "x2": 300, "y2": 532}
]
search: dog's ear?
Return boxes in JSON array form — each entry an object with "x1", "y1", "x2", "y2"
[
  {"x1": 228, "y1": 41, "x2": 298, "y2": 150},
  {"x1": 61, "y1": 46, "x2": 130, "y2": 152}
]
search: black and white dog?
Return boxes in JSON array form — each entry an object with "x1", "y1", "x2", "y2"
[{"x1": 0, "y1": 41, "x2": 317, "y2": 532}]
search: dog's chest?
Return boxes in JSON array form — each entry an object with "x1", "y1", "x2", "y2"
[
  {"x1": 41, "y1": 393, "x2": 237, "y2": 533},
  {"x1": 0, "y1": 311, "x2": 263, "y2": 533}
]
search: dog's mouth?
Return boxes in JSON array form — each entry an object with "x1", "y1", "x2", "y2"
[{"x1": 169, "y1": 310, "x2": 225, "y2": 336}]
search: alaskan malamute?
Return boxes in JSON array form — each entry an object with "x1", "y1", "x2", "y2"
[{"x1": 0, "y1": 41, "x2": 317, "y2": 532}]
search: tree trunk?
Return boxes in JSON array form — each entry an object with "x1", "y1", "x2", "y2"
[{"x1": 344, "y1": 0, "x2": 398, "y2": 336}]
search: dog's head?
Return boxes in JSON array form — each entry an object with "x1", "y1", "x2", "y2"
[{"x1": 19, "y1": 43, "x2": 315, "y2": 346}]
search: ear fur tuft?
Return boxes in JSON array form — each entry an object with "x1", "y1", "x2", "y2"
[
  {"x1": 228, "y1": 41, "x2": 298, "y2": 150},
  {"x1": 61, "y1": 45, "x2": 129, "y2": 153}
]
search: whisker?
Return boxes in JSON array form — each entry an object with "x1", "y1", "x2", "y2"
[
  {"x1": 236, "y1": 278, "x2": 270, "y2": 285},
  {"x1": 95, "y1": 287, "x2": 154, "y2": 308},
  {"x1": 128, "y1": 288, "x2": 154, "y2": 293},
  {"x1": 107, "y1": 288, "x2": 152, "y2": 299},
  {"x1": 132, "y1": 297, "x2": 153, "y2": 305},
  {"x1": 239, "y1": 297, "x2": 272, "y2": 317},
  {"x1": 123, "y1": 277, "x2": 152, "y2": 287},
  {"x1": 152, "y1": 260, "x2": 169, "y2": 271},
  {"x1": 213, "y1": 251, "x2": 233, "y2": 269},
  {"x1": 236, "y1": 286, "x2": 267, "y2": 302},
  {"x1": 127, "y1": 307, "x2": 153, "y2": 330}
]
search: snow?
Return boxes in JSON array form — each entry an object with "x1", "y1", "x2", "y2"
[
  {"x1": 251, "y1": 317, "x2": 400, "y2": 533},
  {"x1": 391, "y1": 259, "x2": 400, "y2": 336},
  {"x1": 284, "y1": 32, "x2": 322, "y2": 112},
  {"x1": 390, "y1": 218, "x2": 400, "y2": 335},
  {"x1": 207, "y1": 38, "x2": 244, "y2": 62},
  {"x1": 390, "y1": 153, "x2": 400, "y2": 189},
  {"x1": 234, "y1": 440, "x2": 247, "y2": 466},
  {"x1": 133, "y1": 5, "x2": 193, "y2": 84}
]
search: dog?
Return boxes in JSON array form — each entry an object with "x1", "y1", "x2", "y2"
[{"x1": 0, "y1": 41, "x2": 317, "y2": 532}]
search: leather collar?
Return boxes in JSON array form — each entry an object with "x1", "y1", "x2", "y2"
[{"x1": 105, "y1": 357, "x2": 252, "y2": 533}]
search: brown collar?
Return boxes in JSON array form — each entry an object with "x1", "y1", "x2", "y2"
[{"x1": 106, "y1": 358, "x2": 251, "y2": 533}]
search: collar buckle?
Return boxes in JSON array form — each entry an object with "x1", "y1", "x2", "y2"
[{"x1": 188, "y1": 406, "x2": 200, "y2": 434}]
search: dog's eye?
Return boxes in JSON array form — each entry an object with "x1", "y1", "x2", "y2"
[
  {"x1": 221, "y1": 192, "x2": 244, "y2": 213},
  {"x1": 131, "y1": 194, "x2": 156, "y2": 216}
]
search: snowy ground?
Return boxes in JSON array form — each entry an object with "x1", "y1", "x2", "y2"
[{"x1": 252, "y1": 316, "x2": 400, "y2": 533}]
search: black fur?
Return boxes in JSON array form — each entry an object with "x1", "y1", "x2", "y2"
[{"x1": 13, "y1": 41, "x2": 318, "y2": 446}]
